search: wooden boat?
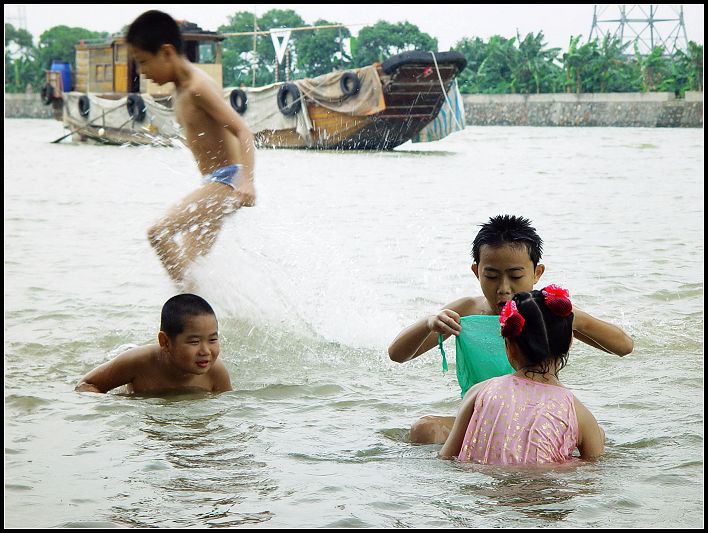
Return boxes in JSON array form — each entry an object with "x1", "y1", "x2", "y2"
[{"x1": 41, "y1": 23, "x2": 467, "y2": 149}]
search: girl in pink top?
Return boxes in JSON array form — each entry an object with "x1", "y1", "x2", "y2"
[{"x1": 440, "y1": 286, "x2": 605, "y2": 465}]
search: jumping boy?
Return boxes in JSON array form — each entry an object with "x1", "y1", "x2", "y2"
[
  {"x1": 126, "y1": 10, "x2": 256, "y2": 284},
  {"x1": 75, "y1": 294, "x2": 232, "y2": 394},
  {"x1": 388, "y1": 215, "x2": 633, "y2": 444}
]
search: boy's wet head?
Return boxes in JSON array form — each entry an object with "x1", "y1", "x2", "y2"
[
  {"x1": 126, "y1": 10, "x2": 183, "y2": 55},
  {"x1": 471, "y1": 216, "x2": 545, "y2": 314},
  {"x1": 126, "y1": 11, "x2": 183, "y2": 85},
  {"x1": 160, "y1": 294, "x2": 217, "y2": 341},
  {"x1": 472, "y1": 215, "x2": 543, "y2": 267}
]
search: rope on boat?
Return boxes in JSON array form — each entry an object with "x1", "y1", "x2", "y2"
[{"x1": 51, "y1": 101, "x2": 127, "y2": 143}]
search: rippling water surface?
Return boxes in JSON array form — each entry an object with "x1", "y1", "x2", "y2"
[{"x1": 4, "y1": 119, "x2": 703, "y2": 527}]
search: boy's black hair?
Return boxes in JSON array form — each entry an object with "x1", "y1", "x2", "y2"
[
  {"x1": 126, "y1": 10, "x2": 183, "y2": 54},
  {"x1": 504, "y1": 290, "x2": 573, "y2": 376},
  {"x1": 472, "y1": 215, "x2": 543, "y2": 267},
  {"x1": 160, "y1": 294, "x2": 216, "y2": 340}
]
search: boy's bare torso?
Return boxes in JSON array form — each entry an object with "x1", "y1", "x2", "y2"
[
  {"x1": 129, "y1": 346, "x2": 220, "y2": 394},
  {"x1": 174, "y1": 66, "x2": 243, "y2": 175}
]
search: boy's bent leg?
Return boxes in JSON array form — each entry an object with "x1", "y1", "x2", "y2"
[
  {"x1": 147, "y1": 220, "x2": 189, "y2": 282},
  {"x1": 147, "y1": 183, "x2": 241, "y2": 282},
  {"x1": 182, "y1": 218, "x2": 224, "y2": 261},
  {"x1": 410, "y1": 415, "x2": 456, "y2": 445},
  {"x1": 180, "y1": 184, "x2": 241, "y2": 265}
]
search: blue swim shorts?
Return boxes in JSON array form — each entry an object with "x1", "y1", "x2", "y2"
[{"x1": 202, "y1": 164, "x2": 242, "y2": 189}]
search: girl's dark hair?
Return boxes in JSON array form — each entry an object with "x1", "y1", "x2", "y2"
[
  {"x1": 126, "y1": 10, "x2": 183, "y2": 54},
  {"x1": 472, "y1": 215, "x2": 543, "y2": 267},
  {"x1": 160, "y1": 294, "x2": 216, "y2": 340},
  {"x1": 503, "y1": 290, "x2": 573, "y2": 376}
]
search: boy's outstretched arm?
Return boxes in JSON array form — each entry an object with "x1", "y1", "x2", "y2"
[
  {"x1": 75, "y1": 345, "x2": 149, "y2": 393},
  {"x1": 573, "y1": 307, "x2": 633, "y2": 356},
  {"x1": 388, "y1": 297, "x2": 473, "y2": 363}
]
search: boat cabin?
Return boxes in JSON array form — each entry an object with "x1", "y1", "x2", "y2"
[{"x1": 73, "y1": 21, "x2": 224, "y2": 96}]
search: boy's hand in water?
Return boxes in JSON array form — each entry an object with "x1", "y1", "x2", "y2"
[
  {"x1": 427, "y1": 309, "x2": 462, "y2": 336},
  {"x1": 235, "y1": 180, "x2": 256, "y2": 207},
  {"x1": 75, "y1": 382, "x2": 104, "y2": 393}
]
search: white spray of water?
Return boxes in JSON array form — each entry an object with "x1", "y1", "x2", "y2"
[{"x1": 187, "y1": 206, "x2": 403, "y2": 350}]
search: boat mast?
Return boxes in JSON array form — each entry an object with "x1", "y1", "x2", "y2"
[{"x1": 252, "y1": 9, "x2": 257, "y2": 87}]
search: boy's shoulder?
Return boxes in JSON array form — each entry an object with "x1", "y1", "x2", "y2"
[
  {"x1": 208, "y1": 358, "x2": 232, "y2": 392},
  {"x1": 115, "y1": 344, "x2": 161, "y2": 370},
  {"x1": 447, "y1": 295, "x2": 493, "y2": 316},
  {"x1": 182, "y1": 65, "x2": 220, "y2": 95}
]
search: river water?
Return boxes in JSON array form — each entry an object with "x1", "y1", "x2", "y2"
[{"x1": 4, "y1": 119, "x2": 703, "y2": 527}]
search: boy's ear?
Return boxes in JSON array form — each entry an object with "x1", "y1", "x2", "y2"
[
  {"x1": 159, "y1": 43, "x2": 178, "y2": 58},
  {"x1": 158, "y1": 331, "x2": 170, "y2": 349},
  {"x1": 534, "y1": 263, "x2": 545, "y2": 283},
  {"x1": 471, "y1": 263, "x2": 480, "y2": 279}
]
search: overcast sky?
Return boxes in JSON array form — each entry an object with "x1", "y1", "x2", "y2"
[{"x1": 5, "y1": 4, "x2": 704, "y2": 52}]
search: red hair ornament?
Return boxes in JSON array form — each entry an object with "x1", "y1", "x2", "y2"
[
  {"x1": 542, "y1": 284, "x2": 573, "y2": 317},
  {"x1": 499, "y1": 300, "x2": 525, "y2": 337}
]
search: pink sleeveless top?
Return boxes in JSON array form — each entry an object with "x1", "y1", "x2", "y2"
[{"x1": 458, "y1": 374, "x2": 578, "y2": 465}]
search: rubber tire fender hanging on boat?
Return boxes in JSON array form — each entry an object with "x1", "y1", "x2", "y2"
[
  {"x1": 277, "y1": 83, "x2": 302, "y2": 116},
  {"x1": 78, "y1": 95, "x2": 91, "y2": 119},
  {"x1": 340, "y1": 72, "x2": 361, "y2": 97},
  {"x1": 229, "y1": 89, "x2": 248, "y2": 114},
  {"x1": 127, "y1": 94, "x2": 147, "y2": 122},
  {"x1": 41, "y1": 84, "x2": 55, "y2": 105}
]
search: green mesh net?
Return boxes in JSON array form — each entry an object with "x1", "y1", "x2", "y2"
[{"x1": 438, "y1": 315, "x2": 514, "y2": 397}]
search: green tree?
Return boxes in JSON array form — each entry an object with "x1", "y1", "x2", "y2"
[
  {"x1": 5, "y1": 22, "x2": 38, "y2": 92},
  {"x1": 296, "y1": 19, "x2": 351, "y2": 77},
  {"x1": 36, "y1": 25, "x2": 108, "y2": 72},
  {"x1": 634, "y1": 43, "x2": 672, "y2": 92},
  {"x1": 672, "y1": 41, "x2": 703, "y2": 93},
  {"x1": 515, "y1": 31, "x2": 561, "y2": 93},
  {"x1": 453, "y1": 37, "x2": 487, "y2": 93},
  {"x1": 586, "y1": 34, "x2": 632, "y2": 92},
  {"x1": 476, "y1": 35, "x2": 518, "y2": 93},
  {"x1": 352, "y1": 21, "x2": 437, "y2": 66},
  {"x1": 218, "y1": 11, "x2": 260, "y2": 87},
  {"x1": 562, "y1": 35, "x2": 600, "y2": 94},
  {"x1": 5, "y1": 23, "x2": 34, "y2": 50},
  {"x1": 219, "y1": 9, "x2": 305, "y2": 86},
  {"x1": 592, "y1": 33, "x2": 639, "y2": 93},
  {"x1": 686, "y1": 41, "x2": 704, "y2": 92}
]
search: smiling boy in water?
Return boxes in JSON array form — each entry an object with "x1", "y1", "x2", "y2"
[
  {"x1": 388, "y1": 215, "x2": 633, "y2": 444},
  {"x1": 126, "y1": 10, "x2": 256, "y2": 284},
  {"x1": 75, "y1": 294, "x2": 231, "y2": 394}
]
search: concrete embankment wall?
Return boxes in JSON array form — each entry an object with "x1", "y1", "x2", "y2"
[
  {"x1": 5, "y1": 93, "x2": 56, "y2": 119},
  {"x1": 462, "y1": 92, "x2": 703, "y2": 127},
  {"x1": 6, "y1": 91, "x2": 704, "y2": 127}
]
